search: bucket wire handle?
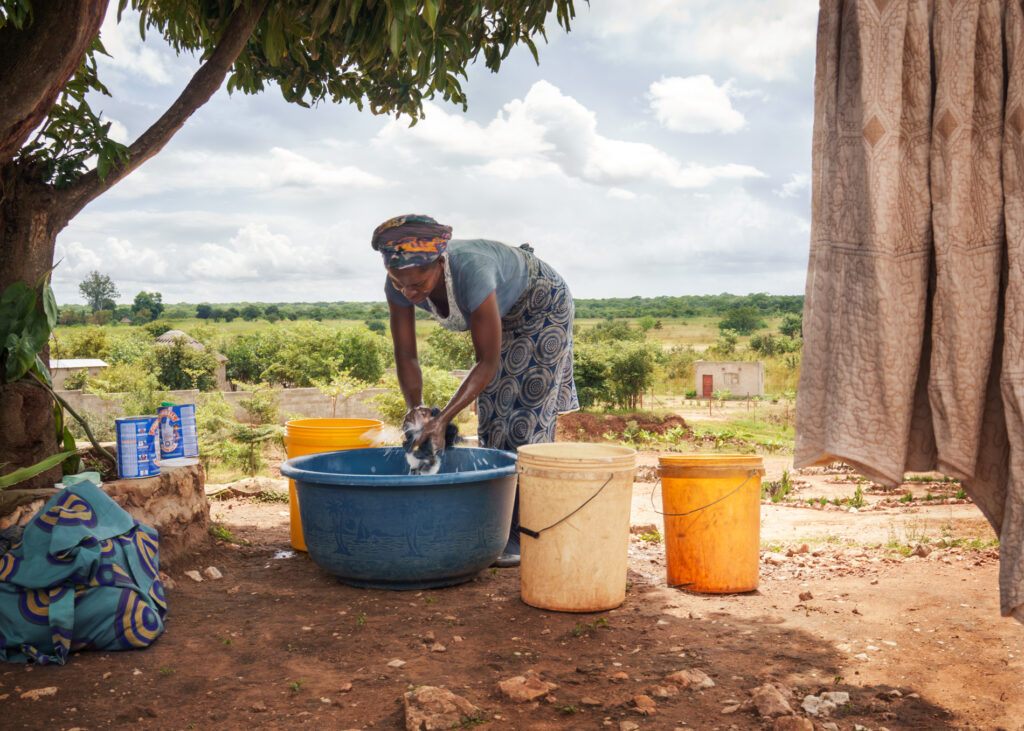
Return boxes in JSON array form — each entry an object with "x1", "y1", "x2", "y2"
[
  {"x1": 650, "y1": 469, "x2": 759, "y2": 517},
  {"x1": 519, "y1": 473, "x2": 614, "y2": 539}
]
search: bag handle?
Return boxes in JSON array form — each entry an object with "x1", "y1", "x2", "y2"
[
  {"x1": 519, "y1": 473, "x2": 613, "y2": 539},
  {"x1": 650, "y1": 469, "x2": 760, "y2": 517}
]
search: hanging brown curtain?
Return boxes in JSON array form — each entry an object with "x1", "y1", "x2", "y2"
[{"x1": 796, "y1": 0, "x2": 1024, "y2": 622}]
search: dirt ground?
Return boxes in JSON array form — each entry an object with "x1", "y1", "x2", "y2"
[{"x1": 4, "y1": 437, "x2": 1024, "y2": 729}]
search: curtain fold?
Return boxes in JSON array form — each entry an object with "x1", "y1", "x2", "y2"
[{"x1": 797, "y1": 0, "x2": 1024, "y2": 621}]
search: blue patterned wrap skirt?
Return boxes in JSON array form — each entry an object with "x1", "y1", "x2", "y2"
[
  {"x1": 0, "y1": 480, "x2": 167, "y2": 664},
  {"x1": 477, "y1": 250, "x2": 579, "y2": 451}
]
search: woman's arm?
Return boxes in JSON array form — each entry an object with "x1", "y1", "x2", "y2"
[
  {"x1": 388, "y1": 299, "x2": 424, "y2": 411},
  {"x1": 415, "y1": 292, "x2": 502, "y2": 448}
]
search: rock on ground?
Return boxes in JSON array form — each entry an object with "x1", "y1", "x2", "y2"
[
  {"x1": 403, "y1": 686, "x2": 481, "y2": 731},
  {"x1": 773, "y1": 716, "x2": 815, "y2": 731},
  {"x1": 751, "y1": 683, "x2": 794, "y2": 717},
  {"x1": 497, "y1": 669, "x2": 558, "y2": 702},
  {"x1": 664, "y1": 668, "x2": 715, "y2": 689}
]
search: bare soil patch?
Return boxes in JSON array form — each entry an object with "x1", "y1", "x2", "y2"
[
  {"x1": 5, "y1": 453, "x2": 1024, "y2": 730},
  {"x1": 556, "y1": 412, "x2": 688, "y2": 442}
]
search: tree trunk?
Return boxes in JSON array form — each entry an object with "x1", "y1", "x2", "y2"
[
  {"x1": 0, "y1": 164, "x2": 72, "y2": 490},
  {"x1": 0, "y1": 0, "x2": 108, "y2": 164}
]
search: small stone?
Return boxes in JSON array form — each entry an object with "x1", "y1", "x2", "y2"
[
  {"x1": 910, "y1": 544, "x2": 932, "y2": 558},
  {"x1": 611, "y1": 671, "x2": 630, "y2": 681},
  {"x1": 404, "y1": 685, "x2": 481, "y2": 731},
  {"x1": 103, "y1": 672, "x2": 112, "y2": 679},
  {"x1": 885, "y1": 689, "x2": 902, "y2": 699},
  {"x1": 580, "y1": 697, "x2": 602, "y2": 706},
  {"x1": 159, "y1": 572, "x2": 176, "y2": 590},
  {"x1": 387, "y1": 659, "x2": 407, "y2": 668},
  {"x1": 801, "y1": 694, "x2": 836, "y2": 717},
  {"x1": 619, "y1": 722, "x2": 640, "y2": 731},
  {"x1": 320, "y1": 697, "x2": 332, "y2": 704},
  {"x1": 798, "y1": 591, "x2": 813, "y2": 602},
  {"x1": 184, "y1": 570, "x2": 203, "y2": 582},
  {"x1": 203, "y1": 566, "x2": 223, "y2": 580},
  {"x1": 870, "y1": 578, "x2": 879, "y2": 585},
  {"x1": 722, "y1": 704, "x2": 742, "y2": 714},
  {"x1": 251, "y1": 701, "x2": 268, "y2": 713},
  {"x1": 339, "y1": 683, "x2": 353, "y2": 692},
  {"x1": 430, "y1": 643, "x2": 447, "y2": 653},
  {"x1": 821, "y1": 691, "x2": 849, "y2": 705},
  {"x1": 633, "y1": 695, "x2": 657, "y2": 715},
  {"x1": 497, "y1": 670, "x2": 557, "y2": 702},
  {"x1": 773, "y1": 717, "x2": 814, "y2": 731},
  {"x1": 751, "y1": 684, "x2": 793, "y2": 717},
  {"x1": 452, "y1": 636, "x2": 463, "y2": 642},
  {"x1": 664, "y1": 668, "x2": 715, "y2": 689},
  {"x1": 132, "y1": 668, "x2": 142, "y2": 676},
  {"x1": 650, "y1": 685, "x2": 678, "y2": 699},
  {"x1": 20, "y1": 687, "x2": 57, "y2": 701},
  {"x1": 423, "y1": 631, "x2": 436, "y2": 642}
]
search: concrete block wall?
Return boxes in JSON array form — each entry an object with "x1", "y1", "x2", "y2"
[{"x1": 57, "y1": 386, "x2": 388, "y2": 426}]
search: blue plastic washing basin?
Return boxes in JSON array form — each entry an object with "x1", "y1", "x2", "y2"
[{"x1": 279, "y1": 446, "x2": 517, "y2": 589}]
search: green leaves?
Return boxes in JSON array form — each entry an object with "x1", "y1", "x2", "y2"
[
  {"x1": 0, "y1": 275, "x2": 57, "y2": 384},
  {"x1": 0, "y1": 451, "x2": 79, "y2": 490},
  {"x1": 18, "y1": 37, "x2": 130, "y2": 187}
]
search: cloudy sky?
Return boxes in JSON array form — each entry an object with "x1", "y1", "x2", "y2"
[{"x1": 52, "y1": 1, "x2": 818, "y2": 306}]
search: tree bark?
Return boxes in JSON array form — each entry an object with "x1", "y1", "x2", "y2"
[
  {"x1": 0, "y1": 0, "x2": 108, "y2": 164},
  {"x1": 0, "y1": 166, "x2": 67, "y2": 490}
]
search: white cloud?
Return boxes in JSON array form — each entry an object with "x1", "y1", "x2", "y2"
[
  {"x1": 775, "y1": 173, "x2": 810, "y2": 199},
  {"x1": 579, "y1": 0, "x2": 816, "y2": 81},
  {"x1": 695, "y1": 2, "x2": 818, "y2": 81},
  {"x1": 98, "y1": 6, "x2": 176, "y2": 85},
  {"x1": 648, "y1": 76, "x2": 745, "y2": 134},
  {"x1": 377, "y1": 81, "x2": 764, "y2": 189},
  {"x1": 109, "y1": 146, "x2": 387, "y2": 199},
  {"x1": 99, "y1": 115, "x2": 131, "y2": 144},
  {"x1": 607, "y1": 188, "x2": 637, "y2": 200}
]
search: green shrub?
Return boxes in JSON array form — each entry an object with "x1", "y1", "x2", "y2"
[
  {"x1": 227, "y1": 322, "x2": 388, "y2": 386},
  {"x1": 152, "y1": 337, "x2": 220, "y2": 391},
  {"x1": 62, "y1": 368, "x2": 90, "y2": 390},
  {"x1": 577, "y1": 319, "x2": 643, "y2": 344},
  {"x1": 51, "y1": 325, "x2": 109, "y2": 360},
  {"x1": 422, "y1": 327, "x2": 475, "y2": 370},
  {"x1": 572, "y1": 343, "x2": 611, "y2": 408},
  {"x1": 718, "y1": 306, "x2": 766, "y2": 335},
  {"x1": 607, "y1": 342, "x2": 658, "y2": 410},
  {"x1": 86, "y1": 361, "x2": 169, "y2": 416},
  {"x1": 370, "y1": 367, "x2": 461, "y2": 426}
]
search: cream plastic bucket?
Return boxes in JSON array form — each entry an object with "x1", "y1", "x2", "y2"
[
  {"x1": 283, "y1": 418, "x2": 384, "y2": 551},
  {"x1": 517, "y1": 443, "x2": 637, "y2": 612}
]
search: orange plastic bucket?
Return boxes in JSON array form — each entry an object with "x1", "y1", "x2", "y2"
[
  {"x1": 282, "y1": 418, "x2": 384, "y2": 551},
  {"x1": 659, "y1": 454, "x2": 764, "y2": 593}
]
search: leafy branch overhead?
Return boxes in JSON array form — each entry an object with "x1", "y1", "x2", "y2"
[{"x1": 7, "y1": 0, "x2": 578, "y2": 199}]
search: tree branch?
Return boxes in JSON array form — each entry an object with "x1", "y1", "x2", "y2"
[{"x1": 62, "y1": 0, "x2": 270, "y2": 218}]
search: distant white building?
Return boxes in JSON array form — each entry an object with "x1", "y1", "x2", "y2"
[
  {"x1": 50, "y1": 358, "x2": 108, "y2": 390},
  {"x1": 694, "y1": 361, "x2": 764, "y2": 398}
]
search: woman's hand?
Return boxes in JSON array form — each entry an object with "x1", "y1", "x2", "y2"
[{"x1": 414, "y1": 411, "x2": 450, "y2": 452}]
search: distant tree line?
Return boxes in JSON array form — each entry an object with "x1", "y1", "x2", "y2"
[
  {"x1": 572, "y1": 293, "x2": 804, "y2": 320},
  {"x1": 60, "y1": 293, "x2": 802, "y2": 325}
]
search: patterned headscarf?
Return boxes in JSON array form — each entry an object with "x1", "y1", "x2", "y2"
[{"x1": 371, "y1": 214, "x2": 453, "y2": 270}]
